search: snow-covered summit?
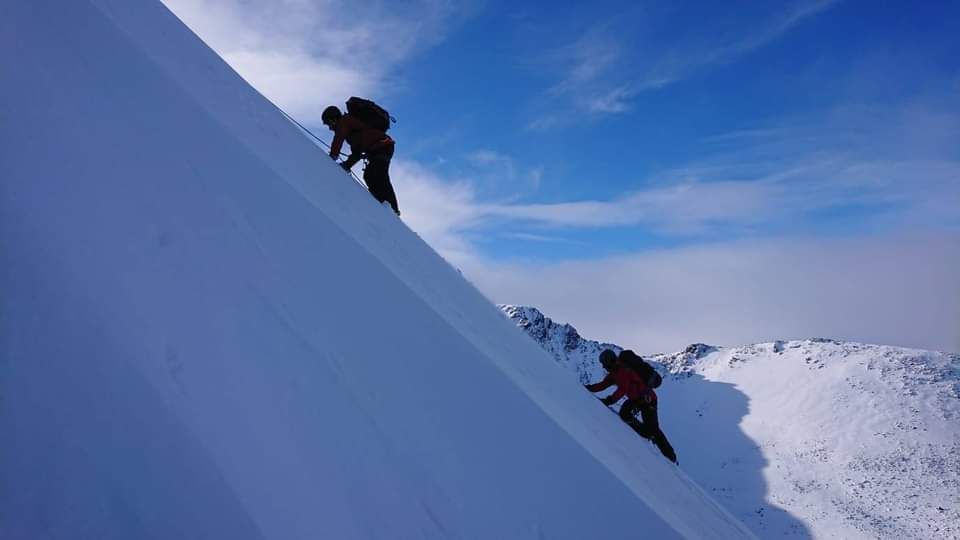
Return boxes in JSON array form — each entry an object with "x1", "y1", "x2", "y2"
[{"x1": 502, "y1": 305, "x2": 960, "y2": 539}]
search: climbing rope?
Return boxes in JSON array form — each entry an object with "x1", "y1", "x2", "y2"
[{"x1": 275, "y1": 106, "x2": 367, "y2": 188}]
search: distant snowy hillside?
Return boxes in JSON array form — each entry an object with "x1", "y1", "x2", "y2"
[
  {"x1": 502, "y1": 305, "x2": 960, "y2": 539},
  {"x1": 1, "y1": 1, "x2": 751, "y2": 538}
]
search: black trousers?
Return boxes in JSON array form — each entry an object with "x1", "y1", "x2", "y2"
[
  {"x1": 620, "y1": 399, "x2": 677, "y2": 463},
  {"x1": 363, "y1": 145, "x2": 400, "y2": 215}
]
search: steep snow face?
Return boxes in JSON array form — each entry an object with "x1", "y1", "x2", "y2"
[
  {"x1": 0, "y1": 1, "x2": 751, "y2": 539},
  {"x1": 502, "y1": 306, "x2": 960, "y2": 539}
]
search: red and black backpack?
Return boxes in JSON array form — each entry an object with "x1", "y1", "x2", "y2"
[{"x1": 619, "y1": 350, "x2": 663, "y2": 389}]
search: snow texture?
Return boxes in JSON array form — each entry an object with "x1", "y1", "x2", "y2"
[
  {"x1": 0, "y1": 1, "x2": 752, "y2": 538},
  {"x1": 502, "y1": 305, "x2": 960, "y2": 539}
]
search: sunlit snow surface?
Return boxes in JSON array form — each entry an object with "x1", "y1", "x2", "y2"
[
  {"x1": 0, "y1": 1, "x2": 752, "y2": 538},
  {"x1": 503, "y1": 305, "x2": 960, "y2": 539}
]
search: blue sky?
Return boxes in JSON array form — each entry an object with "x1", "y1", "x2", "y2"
[
  {"x1": 163, "y1": 0, "x2": 959, "y2": 352},
  {"x1": 387, "y1": 0, "x2": 959, "y2": 259}
]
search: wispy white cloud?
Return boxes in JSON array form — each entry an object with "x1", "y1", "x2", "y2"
[
  {"x1": 390, "y1": 159, "x2": 489, "y2": 265},
  {"x1": 550, "y1": 25, "x2": 623, "y2": 94},
  {"x1": 464, "y1": 149, "x2": 544, "y2": 193},
  {"x1": 399, "y1": 154, "x2": 959, "y2": 243},
  {"x1": 468, "y1": 149, "x2": 516, "y2": 171},
  {"x1": 527, "y1": 166, "x2": 544, "y2": 189},
  {"x1": 542, "y1": 0, "x2": 840, "y2": 117},
  {"x1": 584, "y1": 86, "x2": 634, "y2": 114},
  {"x1": 161, "y1": 0, "x2": 471, "y2": 119},
  {"x1": 638, "y1": 0, "x2": 839, "y2": 91},
  {"x1": 526, "y1": 115, "x2": 563, "y2": 132},
  {"x1": 484, "y1": 178, "x2": 781, "y2": 231},
  {"x1": 539, "y1": 25, "x2": 632, "y2": 120},
  {"x1": 502, "y1": 232, "x2": 586, "y2": 245}
]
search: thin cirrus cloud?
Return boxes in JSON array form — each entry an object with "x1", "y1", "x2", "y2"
[
  {"x1": 160, "y1": 0, "x2": 470, "y2": 119},
  {"x1": 466, "y1": 150, "x2": 545, "y2": 192},
  {"x1": 484, "y1": 179, "x2": 781, "y2": 231},
  {"x1": 637, "y1": 0, "x2": 839, "y2": 91},
  {"x1": 540, "y1": 0, "x2": 841, "y2": 120}
]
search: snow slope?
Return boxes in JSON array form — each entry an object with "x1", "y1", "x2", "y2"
[
  {"x1": 502, "y1": 305, "x2": 960, "y2": 539},
  {"x1": 0, "y1": 1, "x2": 751, "y2": 538}
]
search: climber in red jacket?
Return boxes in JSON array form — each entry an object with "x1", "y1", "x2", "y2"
[
  {"x1": 585, "y1": 349, "x2": 677, "y2": 463},
  {"x1": 322, "y1": 104, "x2": 400, "y2": 215}
]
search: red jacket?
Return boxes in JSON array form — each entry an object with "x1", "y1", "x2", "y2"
[
  {"x1": 586, "y1": 367, "x2": 656, "y2": 403},
  {"x1": 329, "y1": 114, "x2": 393, "y2": 168}
]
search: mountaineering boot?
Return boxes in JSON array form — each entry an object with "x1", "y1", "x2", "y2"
[{"x1": 382, "y1": 200, "x2": 400, "y2": 216}]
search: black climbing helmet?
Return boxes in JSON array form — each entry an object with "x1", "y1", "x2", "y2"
[
  {"x1": 321, "y1": 105, "x2": 342, "y2": 128},
  {"x1": 599, "y1": 349, "x2": 618, "y2": 370}
]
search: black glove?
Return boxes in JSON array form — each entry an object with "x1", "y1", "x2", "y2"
[{"x1": 340, "y1": 162, "x2": 351, "y2": 172}]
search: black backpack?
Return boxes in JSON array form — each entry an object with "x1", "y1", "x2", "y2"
[
  {"x1": 619, "y1": 350, "x2": 663, "y2": 389},
  {"x1": 345, "y1": 97, "x2": 394, "y2": 132}
]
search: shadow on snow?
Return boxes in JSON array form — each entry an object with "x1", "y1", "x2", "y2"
[{"x1": 653, "y1": 372, "x2": 812, "y2": 538}]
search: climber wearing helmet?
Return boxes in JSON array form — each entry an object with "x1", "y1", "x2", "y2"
[
  {"x1": 585, "y1": 349, "x2": 677, "y2": 463},
  {"x1": 322, "y1": 102, "x2": 399, "y2": 215}
]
